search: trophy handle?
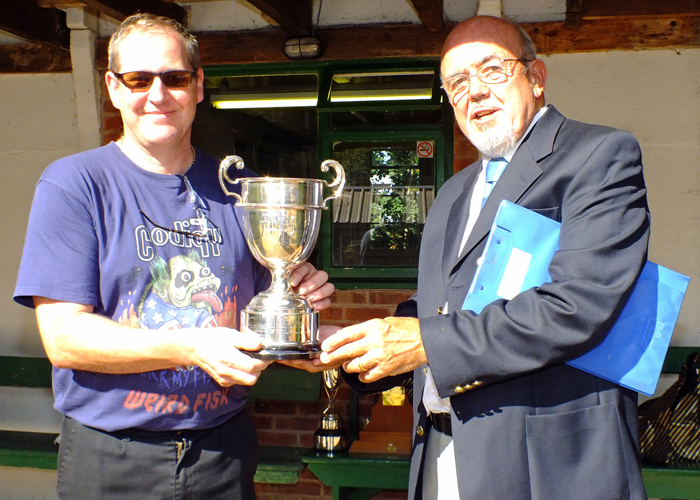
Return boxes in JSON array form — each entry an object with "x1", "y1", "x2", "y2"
[
  {"x1": 320, "y1": 160, "x2": 346, "y2": 208},
  {"x1": 219, "y1": 155, "x2": 246, "y2": 202}
]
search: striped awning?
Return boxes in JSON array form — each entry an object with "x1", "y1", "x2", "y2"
[{"x1": 333, "y1": 186, "x2": 434, "y2": 224}]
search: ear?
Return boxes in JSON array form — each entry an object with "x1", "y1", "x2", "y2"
[
  {"x1": 105, "y1": 71, "x2": 122, "y2": 111},
  {"x1": 196, "y1": 67, "x2": 205, "y2": 104},
  {"x1": 528, "y1": 59, "x2": 547, "y2": 99}
]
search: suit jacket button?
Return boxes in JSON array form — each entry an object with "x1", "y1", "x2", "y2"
[
  {"x1": 472, "y1": 380, "x2": 483, "y2": 387},
  {"x1": 423, "y1": 367, "x2": 429, "y2": 375},
  {"x1": 437, "y1": 306, "x2": 444, "y2": 315},
  {"x1": 455, "y1": 385, "x2": 466, "y2": 393},
  {"x1": 416, "y1": 425, "x2": 424, "y2": 436}
]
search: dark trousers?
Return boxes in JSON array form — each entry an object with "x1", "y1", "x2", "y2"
[{"x1": 56, "y1": 410, "x2": 258, "y2": 500}]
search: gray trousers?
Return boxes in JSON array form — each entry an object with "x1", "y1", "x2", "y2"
[{"x1": 56, "y1": 410, "x2": 258, "y2": 500}]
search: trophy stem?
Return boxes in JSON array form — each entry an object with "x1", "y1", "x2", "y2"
[{"x1": 269, "y1": 264, "x2": 294, "y2": 296}]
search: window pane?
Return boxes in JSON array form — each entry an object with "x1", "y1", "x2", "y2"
[
  {"x1": 332, "y1": 141, "x2": 435, "y2": 267},
  {"x1": 330, "y1": 71, "x2": 434, "y2": 103}
]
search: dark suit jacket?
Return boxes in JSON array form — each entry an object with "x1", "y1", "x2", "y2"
[{"x1": 349, "y1": 106, "x2": 650, "y2": 500}]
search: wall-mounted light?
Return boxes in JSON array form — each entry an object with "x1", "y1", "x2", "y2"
[
  {"x1": 283, "y1": 37, "x2": 324, "y2": 60},
  {"x1": 211, "y1": 92, "x2": 318, "y2": 109}
]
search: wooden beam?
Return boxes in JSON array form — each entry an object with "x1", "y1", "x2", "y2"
[
  {"x1": 244, "y1": 0, "x2": 313, "y2": 36},
  {"x1": 581, "y1": 0, "x2": 700, "y2": 18},
  {"x1": 38, "y1": 0, "x2": 188, "y2": 25},
  {"x1": 407, "y1": 0, "x2": 444, "y2": 32},
  {"x1": 524, "y1": 15, "x2": 700, "y2": 53},
  {"x1": 37, "y1": 13, "x2": 700, "y2": 73},
  {"x1": 0, "y1": 43, "x2": 72, "y2": 73},
  {"x1": 185, "y1": 24, "x2": 451, "y2": 67},
  {"x1": 191, "y1": 15, "x2": 700, "y2": 66},
  {"x1": 0, "y1": 0, "x2": 69, "y2": 51}
]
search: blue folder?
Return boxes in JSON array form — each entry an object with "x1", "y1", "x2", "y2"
[{"x1": 462, "y1": 200, "x2": 690, "y2": 396}]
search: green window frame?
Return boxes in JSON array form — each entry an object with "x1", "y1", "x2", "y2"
[{"x1": 202, "y1": 58, "x2": 453, "y2": 289}]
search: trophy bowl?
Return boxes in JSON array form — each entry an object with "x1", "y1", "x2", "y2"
[{"x1": 219, "y1": 156, "x2": 345, "y2": 360}]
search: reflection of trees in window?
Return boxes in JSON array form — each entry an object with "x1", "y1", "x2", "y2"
[
  {"x1": 368, "y1": 148, "x2": 421, "y2": 254},
  {"x1": 333, "y1": 143, "x2": 432, "y2": 266}
]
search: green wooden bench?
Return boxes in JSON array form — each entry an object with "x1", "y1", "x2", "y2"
[
  {"x1": 0, "y1": 356, "x2": 320, "y2": 484},
  {"x1": 302, "y1": 346, "x2": 700, "y2": 500}
]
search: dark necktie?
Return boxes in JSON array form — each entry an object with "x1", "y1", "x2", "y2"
[{"x1": 482, "y1": 157, "x2": 508, "y2": 208}]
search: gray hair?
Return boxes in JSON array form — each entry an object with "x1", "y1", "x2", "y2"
[{"x1": 108, "y1": 13, "x2": 200, "y2": 73}]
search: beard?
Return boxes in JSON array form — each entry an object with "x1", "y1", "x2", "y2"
[{"x1": 467, "y1": 120, "x2": 518, "y2": 158}]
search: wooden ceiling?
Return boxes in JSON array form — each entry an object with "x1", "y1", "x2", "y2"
[{"x1": 2, "y1": 0, "x2": 700, "y2": 73}]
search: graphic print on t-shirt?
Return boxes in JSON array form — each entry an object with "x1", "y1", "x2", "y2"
[{"x1": 138, "y1": 251, "x2": 223, "y2": 330}]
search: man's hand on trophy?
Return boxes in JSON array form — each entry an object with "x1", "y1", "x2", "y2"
[
  {"x1": 188, "y1": 328, "x2": 272, "y2": 387},
  {"x1": 277, "y1": 325, "x2": 345, "y2": 372},
  {"x1": 320, "y1": 317, "x2": 428, "y2": 383},
  {"x1": 289, "y1": 262, "x2": 335, "y2": 311}
]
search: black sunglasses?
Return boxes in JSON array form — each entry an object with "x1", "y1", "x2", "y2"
[{"x1": 113, "y1": 70, "x2": 197, "y2": 91}]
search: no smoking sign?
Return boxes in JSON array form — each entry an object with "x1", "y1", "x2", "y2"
[{"x1": 417, "y1": 140, "x2": 434, "y2": 158}]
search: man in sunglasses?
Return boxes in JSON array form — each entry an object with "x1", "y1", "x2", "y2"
[
  {"x1": 14, "y1": 13, "x2": 334, "y2": 500},
  {"x1": 315, "y1": 16, "x2": 650, "y2": 500}
]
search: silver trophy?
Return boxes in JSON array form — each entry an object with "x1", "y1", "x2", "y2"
[
  {"x1": 315, "y1": 368, "x2": 349, "y2": 453},
  {"x1": 219, "y1": 156, "x2": 345, "y2": 360}
]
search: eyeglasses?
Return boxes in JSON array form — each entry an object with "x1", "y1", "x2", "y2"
[
  {"x1": 140, "y1": 176, "x2": 222, "y2": 244},
  {"x1": 113, "y1": 70, "x2": 197, "y2": 91},
  {"x1": 442, "y1": 58, "x2": 533, "y2": 103}
]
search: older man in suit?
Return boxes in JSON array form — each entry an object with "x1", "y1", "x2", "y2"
[{"x1": 317, "y1": 15, "x2": 650, "y2": 500}]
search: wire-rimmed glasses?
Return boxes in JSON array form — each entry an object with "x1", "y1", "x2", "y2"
[{"x1": 442, "y1": 58, "x2": 533, "y2": 105}]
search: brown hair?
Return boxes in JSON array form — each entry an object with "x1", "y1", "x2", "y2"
[{"x1": 107, "y1": 13, "x2": 200, "y2": 72}]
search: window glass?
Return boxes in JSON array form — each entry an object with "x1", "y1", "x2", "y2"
[
  {"x1": 329, "y1": 71, "x2": 434, "y2": 103},
  {"x1": 332, "y1": 140, "x2": 435, "y2": 267}
]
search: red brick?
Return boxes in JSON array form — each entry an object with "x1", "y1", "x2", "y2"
[
  {"x1": 102, "y1": 131, "x2": 121, "y2": 146},
  {"x1": 251, "y1": 414, "x2": 274, "y2": 430},
  {"x1": 103, "y1": 113, "x2": 123, "y2": 131},
  {"x1": 274, "y1": 416, "x2": 319, "y2": 432},
  {"x1": 295, "y1": 400, "x2": 326, "y2": 414},
  {"x1": 369, "y1": 290, "x2": 415, "y2": 306},
  {"x1": 299, "y1": 468, "x2": 320, "y2": 481},
  {"x1": 319, "y1": 307, "x2": 343, "y2": 321},
  {"x1": 345, "y1": 307, "x2": 392, "y2": 322},
  {"x1": 299, "y1": 433, "x2": 316, "y2": 448},
  {"x1": 256, "y1": 430, "x2": 300, "y2": 447},
  {"x1": 333, "y1": 290, "x2": 368, "y2": 305},
  {"x1": 252, "y1": 400, "x2": 298, "y2": 415},
  {"x1": 375, "y1": 490, "x2": 409, "y2": 499}
]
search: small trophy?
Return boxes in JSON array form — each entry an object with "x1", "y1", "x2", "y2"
[
  {"x1": 219, "y1": 156, "x2": 345, "y2": 359},
  {"x1": 315, "y1": 368, "x2": 349, "y2": 453}
]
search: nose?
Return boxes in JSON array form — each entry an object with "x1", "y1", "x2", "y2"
[
  {"x1": 147, "y1": 75, "x2": 169, "y2": 103},
  {"x1": 468, "y1": 76, "x2": 490, "y2": 100}
]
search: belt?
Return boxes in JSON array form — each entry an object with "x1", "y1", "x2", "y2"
[{"x1": 428, "y1": 413, "x2": 452, "y2": 437}]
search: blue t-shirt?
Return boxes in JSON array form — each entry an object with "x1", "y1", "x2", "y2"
[{"x1": 14, "y1": 143, "x2": 271, "y2": 432}]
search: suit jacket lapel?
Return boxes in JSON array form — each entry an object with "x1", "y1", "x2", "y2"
[
  {"x1": 449, "y1": 107, "x2": 565, "y2": 272},
  {"x1": 442, "y1": 165, "x2": 479, "y2": 280}
]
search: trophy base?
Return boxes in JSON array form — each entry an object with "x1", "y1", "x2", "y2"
[
  {"x1": 314, "y1": 428, "x2": 350, "y2": 453},
  {"x1": 242, "y1": 306, "x2": 320, "y2": 360},
  {"x1": 249, "y1": 345, "x2": 322, "y2": 360}
]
